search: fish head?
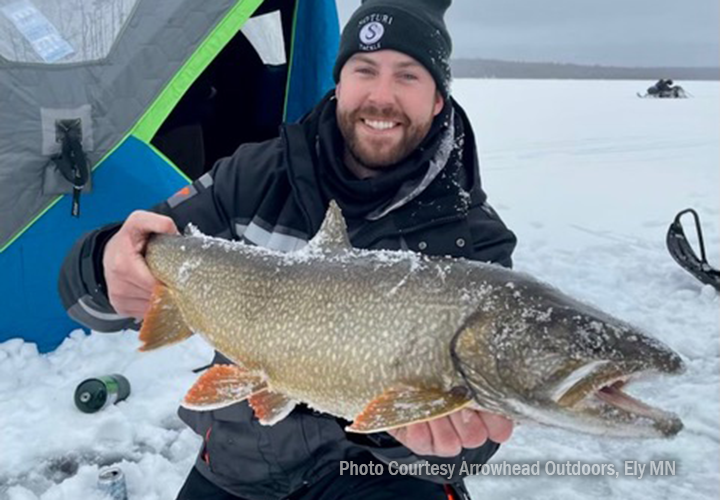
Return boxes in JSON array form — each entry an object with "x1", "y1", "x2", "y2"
[{"x1": 452, "y1": 276, "x2": 686, "y2": 438}]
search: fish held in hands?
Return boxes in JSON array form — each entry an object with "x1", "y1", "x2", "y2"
[{"x1": 139, "y1": 202, "x2": 685, "y2": 438}]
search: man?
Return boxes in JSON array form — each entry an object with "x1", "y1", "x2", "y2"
[
  {"x1": 59, "y1": 0, "x2": 517, "y2": 498},
  {"x1": 648, "y1": 78, "x2": 672, "y2": 96}
]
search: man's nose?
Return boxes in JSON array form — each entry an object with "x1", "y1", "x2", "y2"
[{"x1": 367, "y1": 74, "x2": 396, "y2": 106}]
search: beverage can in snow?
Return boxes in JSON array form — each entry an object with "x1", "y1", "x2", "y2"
[
  {"x1": 74, "y1": 374, "x2": 131, "y2": 413},
  {"x1": 98, "y1": 465, "x2": 128, "y2": 500}
]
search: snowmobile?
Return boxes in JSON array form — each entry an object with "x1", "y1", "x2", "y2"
[
  {"x1": 666, "y1": 208, "x2": 720, "y2": 291},
  {"x1": 638, "y1": 84, "x2": 689, "y2": 99}
]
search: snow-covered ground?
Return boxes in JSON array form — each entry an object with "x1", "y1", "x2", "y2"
[{"x1": 1, "y1": 79, "x2": 718, "y2": 500}]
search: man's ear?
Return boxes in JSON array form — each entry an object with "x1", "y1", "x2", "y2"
[
  {"x1": 335, "y1": 80, "x2": 342, "y2": 99},
  {"x1": 433, "y1": 90, "x2": 444, "y2": 117}
]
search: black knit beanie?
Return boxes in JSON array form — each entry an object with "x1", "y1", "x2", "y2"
[{"x1": 333, "y1": 0, "x2": 453, "y2": 97}]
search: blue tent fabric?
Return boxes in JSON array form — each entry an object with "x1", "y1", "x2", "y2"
[
  {"x1": 0, "y1": 137, "x2": 188, "y2": 352},
  {"x1": 285, "y1": 0, "x2": 339, "y2": 123},
  {"x1": 0, "y1": 1, "x2": 340, "y2": 353}
]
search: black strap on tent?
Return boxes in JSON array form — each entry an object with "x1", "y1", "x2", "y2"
[
  {"x1": 666, "y1": 208, "x2": 720, "y2": 291},
  {"x1": 52, "y1": 119, "x2": 89, "y2": 217}
]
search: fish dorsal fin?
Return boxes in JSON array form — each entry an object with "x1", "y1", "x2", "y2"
[{"x1": 307, "y1": 200, "x2": 352, "y2": 251}]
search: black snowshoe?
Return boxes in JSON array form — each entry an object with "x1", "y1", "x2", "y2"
[{"x1": 666, "y1": 208, "x2": 720, "y2": 290}]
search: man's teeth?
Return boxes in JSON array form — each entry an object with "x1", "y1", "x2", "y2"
[{"x1": 364, "y1": 119, "x2": 396, "y2": 130}]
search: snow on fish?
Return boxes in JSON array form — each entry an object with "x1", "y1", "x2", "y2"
[{"x1": 139, "y1": 202, "x2": 685, "y2": 438}]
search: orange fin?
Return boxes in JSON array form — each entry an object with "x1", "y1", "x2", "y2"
[
  {"x1": 182, "y1": 365, "x2": 267, "y2": 411},
  {"x1": 248, "y1": 391, "x2": 297, "y2": 425},
  {"x1": 347, "y1": 386, "x2": 472, "y2": 434},
  {"x1": 139, "y1": 284, "x2": 193, "y2": 352}
]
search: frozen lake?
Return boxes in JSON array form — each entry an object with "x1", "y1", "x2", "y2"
[{"x1": 1, "y1": 79, "x2": 718, "y2": 500}]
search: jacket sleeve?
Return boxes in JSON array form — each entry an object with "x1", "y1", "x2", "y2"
[
  {"x1": 57, "y1": 139, "x2": 283, "y2": 332},
  {"x1": 58, "y1": 222, "x2": 137, "y2": 332}
]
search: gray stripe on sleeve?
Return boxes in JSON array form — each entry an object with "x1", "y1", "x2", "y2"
[
  {"x1": 198, "y1": 173, "x2": 214, "y2": 188},
  {"x1": 167, "y1": 185, "x2": 198, "y2": 208},
  {"x1": 67, "y1": 295, "x2": 138, "y2": 332},
  {"x1": 243, "y1": 222, "x2": 307, "y2": 252}
]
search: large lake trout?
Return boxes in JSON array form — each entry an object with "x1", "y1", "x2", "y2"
[{"x1": 140, "y1": 202, "x2": 685, "y2": 438}]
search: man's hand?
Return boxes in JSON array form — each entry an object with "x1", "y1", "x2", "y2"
[
  {"x1": 103, "y1": 210, "x2": 178, "y2": 319},
  {"x1": 387, "y1": 410, "x2": 513, "y2": 458}
]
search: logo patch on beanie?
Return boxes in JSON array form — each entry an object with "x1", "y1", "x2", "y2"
[
  {"x1": 356, "y1": 14, "x2": 394, "y2": 50},
  {"x1": 359, "y1": 21, "x2": 384, "y2": 45}
]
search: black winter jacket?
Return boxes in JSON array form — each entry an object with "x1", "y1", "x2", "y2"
[{"x1": 59, "y1": 93, "x2": 517, "y2": 500}]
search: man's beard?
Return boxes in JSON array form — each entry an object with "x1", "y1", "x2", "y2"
[{"x1": 337, "y1": 103, "x2": 434, "y2": 171}]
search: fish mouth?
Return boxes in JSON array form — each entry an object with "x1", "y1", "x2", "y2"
[{"x1": 553, "y1": 362, "x2": 684, "y2": 437}]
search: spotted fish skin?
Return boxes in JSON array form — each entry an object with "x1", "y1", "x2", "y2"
[{"x1": 140, "y1": 202, "x2": 685, "y2": 437}]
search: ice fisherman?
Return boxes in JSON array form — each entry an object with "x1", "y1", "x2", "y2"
[{"x1": 59, "y1": 0, "x2": 517, "y2": 498}]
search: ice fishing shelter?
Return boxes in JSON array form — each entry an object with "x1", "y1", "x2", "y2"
[{"x1": 0, "y1": 0, "x2": 339, "y2": 352}]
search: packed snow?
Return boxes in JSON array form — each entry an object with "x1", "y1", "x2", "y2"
[{"x1": 1, "y1": 79, "x2": 718, "y2": 500}]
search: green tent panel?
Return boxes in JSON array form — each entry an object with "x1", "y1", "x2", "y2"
[{"x1": 0, "y1": 0, "x2": 339, "y2": 352}]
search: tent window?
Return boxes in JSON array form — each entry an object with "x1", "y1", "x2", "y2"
[
  {"x1": 0, "y1": 0, "x2": 138, "y2": 64},
  {"x1": 153, "y1": 0, "x2": 295, "y2": 181},
  {"x1": 241, "y1": 10, "x2": 286, "y2": 67}
]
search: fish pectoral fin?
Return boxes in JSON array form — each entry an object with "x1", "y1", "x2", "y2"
[
  {"x1": 347, "y1": 386, "x2": 473, "y2": 434},
  {"x1": 139, "y1": 284, "x2": 193, "y2": 352},
  {"x1": 248, "y1": 390, "x2": 297, "y2": 425},
  {"x1": 181, "y1": 364, "x2": 268, "y2": 411}
]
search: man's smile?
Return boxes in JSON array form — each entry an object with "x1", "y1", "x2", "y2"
[
  {"x1": 359, "y1": 118, "x2": 404, "y2": 139},
  {"x1": 361, "y1": 118, "x2": 401, "y2": 131}
]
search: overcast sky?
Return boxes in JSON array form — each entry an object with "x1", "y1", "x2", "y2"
[{"x1": 336, "y1": 0, "x2": 720, "y2": 68}]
